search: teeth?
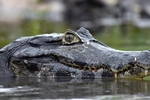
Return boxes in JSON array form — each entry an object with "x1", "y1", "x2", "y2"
[
  {"x1": 84, "y1": 67, "x2": 87, "y2": 71},
  {"x1": 134, "y1": 57, "x2": 137, "y2": 61},
  {"x1": 124, "y1": 71, "x2": 130, "y2": 76},
  {"x1": 71, "y1": 73, "x2": 75, "y2": 78},
  {"x1": 23, "y1": 60, "x2": 28, "y2": 64},
  {"x1": 144, "y1": 69, "x2": 148, "y2": 76},
  {"x1": 42, "y1": 67, "x2": 49, "y2": 71},
  {"x1": 114, "y1": 72, "x2": 118, "y2": 78},
  {"x1": 94, "y1": 67, "x2": 97, "y2": 72},
  {"x1": 89, "y1": 68, "x2": 92, "y2": 72}
]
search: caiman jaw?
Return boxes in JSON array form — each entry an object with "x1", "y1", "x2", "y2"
[
  {"x1": 10, "y1": 57, "x2": 53, "y2": 77},
  {"x1": 112, "y1": 63, "x2": 150, "y2": 78},
  {"x1": 10, "y1": 57, "x2": 150, "y2": 78},
  {"x1": 10, "y1": 58, "x2": 38, "y2": 76},
  {"x1": 58, "y1": 57, "x2": 150, "y2": 78}
]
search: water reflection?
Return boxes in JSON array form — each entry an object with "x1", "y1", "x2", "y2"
[{"x1": 0, "y1": 77, "x2": 150, "y2": 99}]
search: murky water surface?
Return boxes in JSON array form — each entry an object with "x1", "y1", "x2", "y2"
[{"x1": 0, "y1": 77, "x2": 150, "y2": 100}]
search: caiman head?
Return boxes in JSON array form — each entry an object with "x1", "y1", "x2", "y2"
[{"x1": 2, "y1": 27, "x2": 150, "y2": 78}]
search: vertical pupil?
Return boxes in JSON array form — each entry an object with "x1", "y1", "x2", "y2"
[{"x1": 65, "y1": 34, "x2": 74, "y2": 42}]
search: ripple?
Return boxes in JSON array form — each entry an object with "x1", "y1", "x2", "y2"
[
  {"x1": 0, "y1": 86, "x2": 40, "y2": 97},
  {"x1": 33, "y1": 95, "x2": 150, "y2": 100},
  {"x1": 91, "y1": 95, "x2": 150, "y2": 100}
]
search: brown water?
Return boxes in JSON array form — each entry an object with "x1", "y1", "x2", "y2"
[{"x1": 0, "y1": 77, "x2": 150, "y2": 100}]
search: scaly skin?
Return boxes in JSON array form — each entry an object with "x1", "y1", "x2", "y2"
[{"x1": 0, "y1": 27, "x2": 150, "y2": 78}]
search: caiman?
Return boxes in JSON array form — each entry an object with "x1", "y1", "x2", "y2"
[{"x1": 0, "y1": 27, "x2": 150, "y2": 79}]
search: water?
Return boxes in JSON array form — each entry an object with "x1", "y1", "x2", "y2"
[{"x1": 0, "y1": 77, "x2": 150, "y2": 100}]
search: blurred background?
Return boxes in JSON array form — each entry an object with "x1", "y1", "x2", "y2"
[{"x1": 0, "y1": 0, "x2": 150, "y2": 50}]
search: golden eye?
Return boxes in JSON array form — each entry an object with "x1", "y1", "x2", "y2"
[
  {"x1": 62, "y1": 29, "x2": 82, "y2": 44},
  {"x1": 64, "y1": 33, "x2": 75, "y2": 43}
]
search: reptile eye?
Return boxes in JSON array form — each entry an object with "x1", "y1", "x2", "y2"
[
  {"x1": 62, "y1": 29, "x2": 81, "y2": 45},
  {"x1": 65, "y1": 33, "x2": 75, "y2": 43}
]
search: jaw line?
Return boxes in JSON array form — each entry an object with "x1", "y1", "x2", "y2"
[{"x1": 9, "y1": 56, "x2": 149, "y2": 78}]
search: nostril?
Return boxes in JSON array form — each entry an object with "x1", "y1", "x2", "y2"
[{"x1": 128, "y1": 57, "x2": 138, "y2": 66}]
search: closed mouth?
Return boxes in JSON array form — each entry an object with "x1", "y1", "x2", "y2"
[{"x1": 10, "y1": 57, "x2": 149, "y2": 78}]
